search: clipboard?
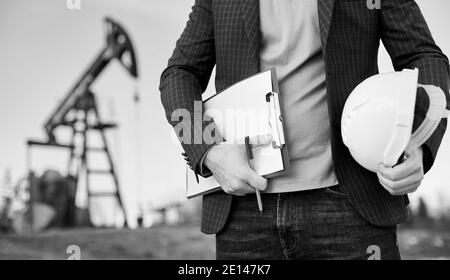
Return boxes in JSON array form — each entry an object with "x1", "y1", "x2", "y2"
[{"x1": 186, "y1": 68, "x2": 289, "y2": 198}]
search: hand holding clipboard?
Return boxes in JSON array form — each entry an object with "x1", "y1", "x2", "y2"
[{"x1": 186, "y1": 69, "x2": 289, "y2": 199}]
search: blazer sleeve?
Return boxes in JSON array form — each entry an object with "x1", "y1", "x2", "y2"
[
  {"x1": 160, "y1": 0, "x2": 216, "y2": 177},
  {"x1": 380, "y1": 0, "x2": 450, "y2": 173}
]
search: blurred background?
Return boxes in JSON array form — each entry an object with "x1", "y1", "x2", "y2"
[{"x1": 0, "y1": 0, "x2": 449, "y2": 259}]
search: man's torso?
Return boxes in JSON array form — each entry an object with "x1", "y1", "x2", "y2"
[{"x1": 259, "y1": 0, "x2": 338, "y2": 193}]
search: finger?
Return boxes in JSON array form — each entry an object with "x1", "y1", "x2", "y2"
[
  {"x1": 233, "y1": 183, "x2": 256, "y2": 195},
  {"x1": 377, "y1": 172, "x2": 395, "y2": 193},
  {"x1": 248, "y1": 134, "x2": 273, "y2": 148},
  {"x1": 233, "y1": 193, "x2": 247, "y2": 197},
  {"x1": 377, "y1": 173, "x2": 421, "y2": 195},
  {"x1": 379, "y1": 178, "x2": 395, "y2": 195},
  {"x1": 222, "y1": 184, "x2": 251, "y2": 196},
  {"x1": 232, "y1": 180, "x2": 257, "y2": 194},
  {"x1": 377, "y1": 170, "x2": 423, "y2": 190},
  {"x1": 234, "y1": 188, "x2": 255, "y2": 196},
  {"x1": 377, "y1": 172, "x2": 421, "y2": 195},
  {"x1": 378, "y1": 178, "x2": 419, "y2": 196},
  {"x1": 389, "y1": 184, "x2": 420, "y2": 196},
  {"x1": 393, "y1": 184, "x2": 420, "y2": 196},
  {"x1": 222, "y1": 187, "x2": 235, "y2": 195},
  {"x1": 244, "y1": 168, "x2": 268, "y2": 191},
  {"x1": 393, "y1": 180, "x2": 421, "y2": 194},
  {"x1": 378, "y1": 154, "x2": 420, "y2": 181}
]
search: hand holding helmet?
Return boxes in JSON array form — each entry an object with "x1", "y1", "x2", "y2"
[
  {"x1": 341, "y1": 68, "x2": 448, "y2": 195},
  {"x1": 377, "y1": 146, "x2": 424, "y2": 196}
]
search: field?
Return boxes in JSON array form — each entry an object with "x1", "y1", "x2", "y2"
[{"x1": 0, "y1": 226, "x2": 449, "y2": 260}]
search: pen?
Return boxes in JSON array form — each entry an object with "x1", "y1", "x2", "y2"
[{"x1": 245, "y1": 136, "x2": 263, "y2": 214}]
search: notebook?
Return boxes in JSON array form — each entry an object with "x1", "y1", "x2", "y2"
[{"x1": 186, "y1": 68, "x2": 289, "y2": 198}]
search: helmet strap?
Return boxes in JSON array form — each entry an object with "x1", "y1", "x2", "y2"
[{"x1": 406, "y1": 84, "x2": 448, "y2": 154}]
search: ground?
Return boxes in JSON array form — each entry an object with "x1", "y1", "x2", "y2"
[{"x1": 0, "y1": 226, "x2": 449, "y2": 260}]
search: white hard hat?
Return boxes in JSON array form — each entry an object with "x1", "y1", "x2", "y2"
[{"x1": 341, "y1": 68, "x2": 448, "y2": 172}]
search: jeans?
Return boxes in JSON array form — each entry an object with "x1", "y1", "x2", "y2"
[{"x1": 216, "y1": 185, "x2": 401, "y2": 260}]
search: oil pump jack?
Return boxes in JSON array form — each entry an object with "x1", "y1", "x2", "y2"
[{"x1": 26, "y1": 17, "x2": 139, "y2": 228}]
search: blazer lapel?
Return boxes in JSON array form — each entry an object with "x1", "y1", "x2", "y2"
[
  {"x1": 318, "y1": 0, "x2": 336, "y2": 56},
  {"x1": 240, "y1": 0, "x2": 261, "y2": 70}
]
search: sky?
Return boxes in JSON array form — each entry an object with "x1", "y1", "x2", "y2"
[{"x1": 0, "y1": 0, "x2": 449, "y2": 227}]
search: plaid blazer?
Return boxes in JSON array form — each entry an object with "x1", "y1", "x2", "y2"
[{"x1": 160, "y1": 0, "x2": 450, "y2": 235}]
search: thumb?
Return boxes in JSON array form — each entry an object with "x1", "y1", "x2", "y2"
[
  {"x1": 244, "y1": 167, "x2": 268, "y2": 191},
  {"x1": 248, "y1": 134, "x2": 273, "y2": 149}
]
